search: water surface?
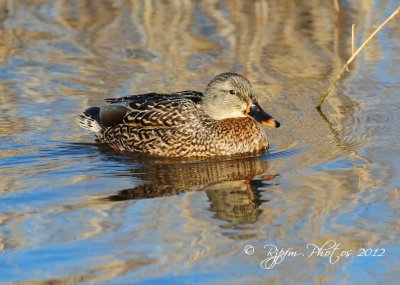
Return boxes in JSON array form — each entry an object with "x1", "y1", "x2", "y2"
[{"x1": 1, "y1": 1, "x2": 399, "y2": 284}]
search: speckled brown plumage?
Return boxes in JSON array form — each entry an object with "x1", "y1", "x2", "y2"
[{"x1": 77, "y1": 73, "x2": 279, "y2": 157}]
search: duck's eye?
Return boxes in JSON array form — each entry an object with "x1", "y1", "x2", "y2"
[{"x1": 229, "y1": 90, "x2": 237, "y2": 95}]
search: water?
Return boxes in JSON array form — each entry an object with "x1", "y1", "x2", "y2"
[{"x1": 1, "y1": 1, "x2": 399, "y2": 284}]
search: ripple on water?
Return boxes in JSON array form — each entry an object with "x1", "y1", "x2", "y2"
[{"x1": 1, "y1": 1, "x2": 400, "y2": 284}]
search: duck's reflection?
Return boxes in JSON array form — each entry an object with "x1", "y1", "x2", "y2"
[
  {"x1": 103, "y1": 151, "x2": 278, "y2": 224},
  {"x1": 206, "y1": 175, "x2": 276, "y2": 224}
]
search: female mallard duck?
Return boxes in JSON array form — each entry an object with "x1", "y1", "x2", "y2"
[{"x1": 77, "y1": 72, "x2": 280, "y2": 157}]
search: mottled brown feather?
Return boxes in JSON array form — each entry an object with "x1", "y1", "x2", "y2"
[{"x1": 78, "y1": 75, "x2": 271, "y2": 157}]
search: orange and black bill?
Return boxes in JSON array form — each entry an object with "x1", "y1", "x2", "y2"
[{"x1": 246, "y1": 100, "x2": 280, "y2": 128}]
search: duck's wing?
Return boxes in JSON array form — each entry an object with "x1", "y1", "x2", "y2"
[{"x1": 97, "y1": 91, "x2": 204, "y2": 129}]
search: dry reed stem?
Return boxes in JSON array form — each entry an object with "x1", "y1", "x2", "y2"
[
  {"x1": 351, "y1": 24, "x2": 355, "y2": 55},
  {"x1": 316, "y1": 6, "x2": 400, "y2": 109},
  {"x1": 333, "y1": 0, "x2": 340, "y2": 14}
]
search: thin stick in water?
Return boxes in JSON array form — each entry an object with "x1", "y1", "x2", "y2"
[
  {"x1": 351, "y1": 24, "x2": 355, "y2": 55},
  {"x1": 333, "y1": 0, "x2": 340, "y2": 14},
  {"x1": 316, "y1": 6, "x2": 400, "y2": 109}
]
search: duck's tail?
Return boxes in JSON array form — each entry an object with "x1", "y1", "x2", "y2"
[{"x1": 76, "y1": 107, "x2": 104, "y2": 133}]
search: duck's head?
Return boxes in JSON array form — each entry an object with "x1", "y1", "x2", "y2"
[{"x1": 202, "y1": 72, "x2": 280, "y2": 128}]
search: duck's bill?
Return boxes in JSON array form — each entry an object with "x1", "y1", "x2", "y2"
[{"x1": 246, "y1": 101, "x2": 280, "y2": 128}]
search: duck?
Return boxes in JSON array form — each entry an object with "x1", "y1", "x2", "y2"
[{"x1": 77, "y1": 72, "x2": 280, "y2": 157}]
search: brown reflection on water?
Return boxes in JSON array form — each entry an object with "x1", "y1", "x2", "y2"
[
  {"x1": 106, "y1": 155, "x2": 277, "y2": 225},
  {"x1": 13, "y1": 258, "x2": 154, "y2": 285}
]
